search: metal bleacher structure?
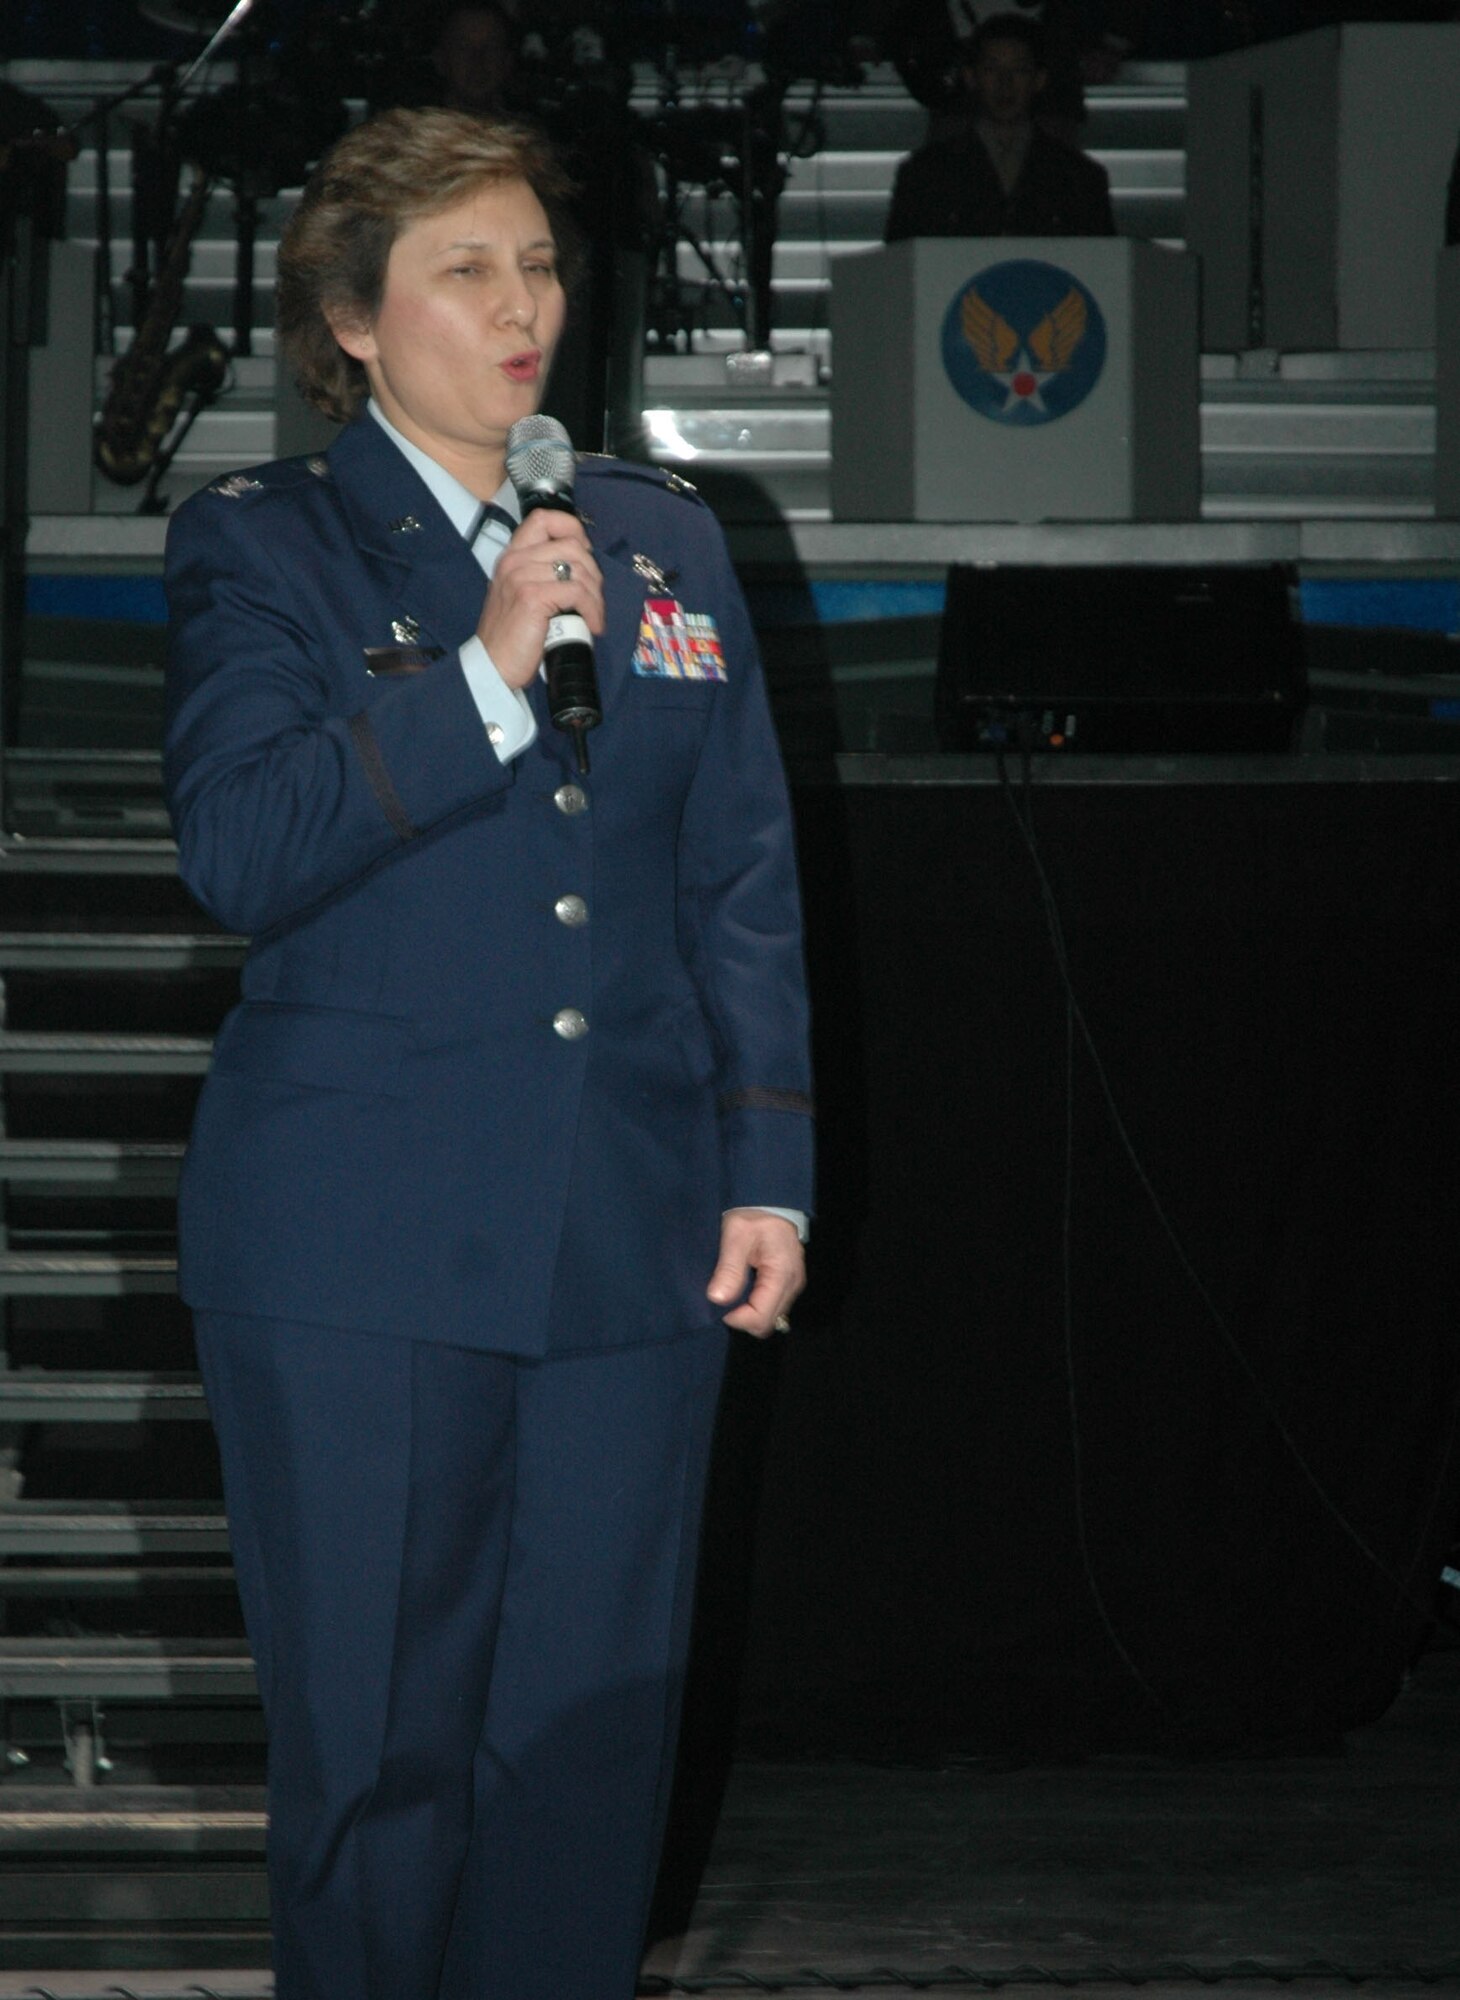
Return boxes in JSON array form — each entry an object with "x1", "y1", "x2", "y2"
[{"x1": 0, "y1": 50, "x2": 1457, "y2": 1976}]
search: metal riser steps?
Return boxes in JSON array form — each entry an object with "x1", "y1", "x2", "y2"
[
  {"x1": 634, "y1": 375, "x2": 1441, "y2": 515},
  {"x1": 3, "y1": 1708, "x2": 258, "y2": 1757},
  {"x1": 0, "y1": 1038, "x2": 211, "y2": 1077},
  {"x1": 0, "y1": 1256, "x2": 178, "y2": 1297},
  {"x1": 0, "y1": 1787, "x2": 269, "y2": 1970},
  {"x1": 44, "y1": 60, "x2": 1192, "y2": 529},
  {"x1": 0, "y1": 1373, "x2": 205, "y2": 1421},
  {"x1": 0, "y1": 1787, "x2": 265, "y2": 1853},
  {"x1": 641, "y1": 382, "x2": 1439, "y2": 435},
  {"x1": 0, "y1": 1505, "x2": 226, "y2": 1557},
  {"x1": 0, "y1": 1944, "x2": 270, "y2": 1976},
  {"x1": 675, "y1": 192, "x2": 1182, "y2": 257},
  {"x1": 0, "y1": 1567, "x2": 234, "y2": 1599},
  {"x1": 0, "y1": 935, "x2": 244, "y2": 972},
  {"x1": 0, "y1": 1641, "x2": 254, "y2": 1703},
  {"x1": 0, "y1": 1144, "x2": 185, "y2": 1194},
  {"x1": 0, "y1": 840, "x2": 223, "y2": 1759},
  {"x1": 0, "y1": 841, "x2": 182, "y2": 879},
  {"x1": 0, "y1": 1093, "x2": 199, "y2": 1149},
  {"x1": 74, "y1": 370, "x2": 1448, "y2": 525},
  {"x1": 23, "y1": 62, "x2": 1434, "y2": 523},
  {"x1": 2, "y1": 755, "x2": 173, "y2": 839}
]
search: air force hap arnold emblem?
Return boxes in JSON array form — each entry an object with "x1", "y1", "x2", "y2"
[{"x1": 942, "y1": 259, "x2": 1107, "y2": 425}]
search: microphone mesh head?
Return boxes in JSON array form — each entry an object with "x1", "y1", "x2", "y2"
[{"x1": 506, "y1": 415, "x2": 576, "y2": 497}]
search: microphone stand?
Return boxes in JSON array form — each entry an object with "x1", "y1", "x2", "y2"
[
  {"x1": 64, "y1": 0, "x2": 260, "y2": 348},
  {"x1": 60, "y1": 1, "x2": 260, "y2": 151},
  {"x1": 174, "y1": 0, "x2": 260, "y2": 96}
]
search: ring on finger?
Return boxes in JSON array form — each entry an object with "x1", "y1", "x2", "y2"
[
  {"x1": 551, "y1": 558, "x2": 573, "y2": 583},
  {"x1": 774, "y1": 1314, "x2": 792, "y2": 1334}
]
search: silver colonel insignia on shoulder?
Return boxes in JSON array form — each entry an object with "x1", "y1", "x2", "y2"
[
  {"x1": 663, "y1": 471, "x2": 698, "y2": 497},
  {"x1": 212, "y1": 474, "x2": 263, "y2": 500}
]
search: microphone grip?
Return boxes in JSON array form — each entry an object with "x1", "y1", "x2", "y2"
[
  {"x1": 544, "y1": 612, "x2": 600, "y2": 728},
  {"x1": 521, "y1": 493, "x2": 602, "y2": 752}
]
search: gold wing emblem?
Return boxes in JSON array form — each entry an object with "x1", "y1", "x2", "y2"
[
  {"x1": 1027, "y1": 287, "x2": 1088, "y2": 373},
  {"x1": 962, "y1": 288, "x2": 1020, "y2": 373}
]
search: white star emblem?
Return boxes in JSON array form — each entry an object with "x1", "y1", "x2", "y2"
[{"x1": 990, "y1": 347, "x2": 1057, "y2": 415}]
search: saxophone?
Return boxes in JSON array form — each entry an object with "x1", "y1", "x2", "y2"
[{"x1": 94, "y1": 173, "x2": 230, "y2": 486}]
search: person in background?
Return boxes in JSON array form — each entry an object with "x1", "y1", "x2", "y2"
[
  {"x1": 858, "y1": 0, "x2": 1127, "y2": 143},
  {"x1": 884, "y1": 12, "x2": 1116, "y2": 241},
  {"x1": 433, "y1": 1, "x2": 524, "y2": 117}
]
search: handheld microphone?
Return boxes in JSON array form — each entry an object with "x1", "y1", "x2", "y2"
[{"x1": 504, "y1": 414, "x2": 601, "y2": 775}]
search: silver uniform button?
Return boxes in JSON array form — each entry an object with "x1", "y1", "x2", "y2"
[
  {"x1": 554, "y1": 783, "x2": 589, "y2": 816},
  {"x1": 554, "y1": 893, "x2": 588, "y2": 927},
  {"x1": 553, "y1": 1007, "x2": 589, "y2": 1041}
]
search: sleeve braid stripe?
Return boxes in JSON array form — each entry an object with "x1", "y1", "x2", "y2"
[
  {"x1": 719, "y1": 1087, "x2": 815, "y2": 1118},
  {"x1": 347, "y1": 711, "x2": 418, "y2": 842}
]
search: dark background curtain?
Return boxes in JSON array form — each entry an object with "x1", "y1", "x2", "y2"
[{"x1": 703, "y1": 769, "x2": 1460, "y2": 1761}]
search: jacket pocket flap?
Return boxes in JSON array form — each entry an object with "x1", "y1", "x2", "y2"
[{"x1": 211, "y1": 1002, "x2": 412, "y2": 1097}]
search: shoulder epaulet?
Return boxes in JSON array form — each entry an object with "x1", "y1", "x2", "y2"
[
  {"x1": 575, "y1": 456, "x2": 707, "y2": 506},
  {"x1": 205, "y1": 453, "x2": 332, "y2": 502}
]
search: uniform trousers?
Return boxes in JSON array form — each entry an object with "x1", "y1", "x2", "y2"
[{"x1": 194, "y1": 1310, "x2": 730, "y2": 2000}]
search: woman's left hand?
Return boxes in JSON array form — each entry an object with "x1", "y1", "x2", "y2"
[{"x1": 707, "y1": 1210, "x2": 806, "y2": 1338}]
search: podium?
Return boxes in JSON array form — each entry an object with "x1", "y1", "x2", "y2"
[
  {"x1": 830, "y1": 237, "x2": 1199, "y2": 524},
  {"x1": 1187, "y1": 26, "x2": 1460, "y2": 352}
]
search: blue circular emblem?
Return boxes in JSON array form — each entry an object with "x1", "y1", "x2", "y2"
[{"x1": 942, "y1": 259, "x2": 1107, "y2": 426}]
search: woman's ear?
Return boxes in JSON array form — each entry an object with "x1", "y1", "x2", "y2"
[{"x1": 326, "y1": 310, "x2": 377, "y2": 366}]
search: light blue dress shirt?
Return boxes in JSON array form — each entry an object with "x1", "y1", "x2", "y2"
[{"x1": 369, "y1": 400, "x2": 538, "y2": 763}]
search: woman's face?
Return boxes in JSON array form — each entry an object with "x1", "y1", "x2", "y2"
[{"x1": 333, "y1": 177, "x2": 565, "y2": 477}]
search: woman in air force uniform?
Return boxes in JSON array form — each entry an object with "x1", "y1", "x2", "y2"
[{"x1": 163, "y1": 106, "x2": 813, "y2": 2000}]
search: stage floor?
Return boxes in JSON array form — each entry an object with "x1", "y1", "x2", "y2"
[
  {"x1": 641, "y1": 1633, "x2": 1460, "y2": 1993},
  {"x1": 0, "y1": 1637, "x2": 1451, "y2": 1994}
]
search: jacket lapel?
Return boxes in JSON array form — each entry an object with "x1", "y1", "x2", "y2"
[{"x1": 329, "y1": 417, "x2": 487, "y2": 657}]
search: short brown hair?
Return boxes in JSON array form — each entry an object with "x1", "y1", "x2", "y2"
[
  {"x1": 965, "y1": 15, "x2": 1046, "y2": 66},
  {"x1": 277, "y1": 107, "x2": 578, "y2": 424}
]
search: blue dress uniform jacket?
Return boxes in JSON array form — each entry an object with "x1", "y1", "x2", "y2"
[{"x1": 164, "y1": 413, "x2": 814, "y2": 1356}]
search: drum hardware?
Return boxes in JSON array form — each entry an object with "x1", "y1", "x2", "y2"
[{"x1": 631, "y1": 3, "x2": 861, "y2": 351}]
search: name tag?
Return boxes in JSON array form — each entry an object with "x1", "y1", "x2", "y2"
[
  {"x1": 633, "y1": 598, "x2": 727, "y2": 683},
  {"x1": 364, "y1": 645, "x2": 443, "y2": 677}
]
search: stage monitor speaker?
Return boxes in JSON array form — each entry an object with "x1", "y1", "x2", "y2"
[{"x1": 935, "y1": 563, "x2": 1306, "y2": 754}]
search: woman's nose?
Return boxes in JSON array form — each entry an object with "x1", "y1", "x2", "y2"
[{"x1": 498, "y1": 279, "x2": 536, "y2": 328}]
